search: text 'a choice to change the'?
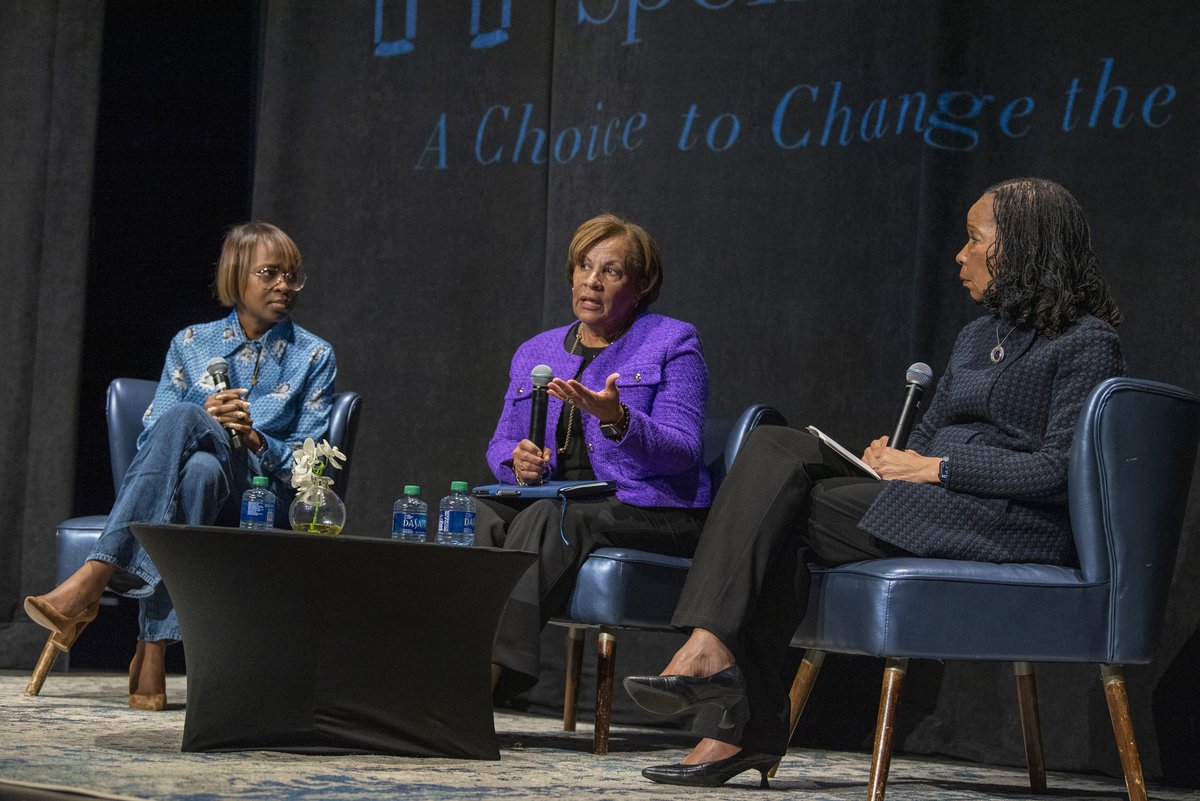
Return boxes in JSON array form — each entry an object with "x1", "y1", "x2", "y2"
[{"x1": 413, "y1": 59, "x2": 1177, "y2": 170}]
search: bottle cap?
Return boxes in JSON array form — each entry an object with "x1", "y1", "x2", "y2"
[
  {"x1": 450, "y1": 480, "x2": 468, "y2": 492},
  {"x1": 404, "y1": 485, "x2": 420, "y2": 495},
  {"x1": 252, "y1": 476, "x2": 270, "y2": 487}
]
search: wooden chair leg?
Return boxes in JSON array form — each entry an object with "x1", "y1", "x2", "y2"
[
  {"x1": 593, "y1": 630, "x2": 616, "y2": 754},
  {"x1": 1101, "y1": 664, "x2": 1147, "y2": 801},
  {"x1": 866, "y1": 657, "x2": 908, "y2": 801},
  {"x1": 768, "y1": 649, "x2": 826, "y2": 778},
  {"x1": 1013, "y1": 661, "x2": 1047, "y2": 793},
  {"x1": 562, "y1": 626, "x2": 585, "y2": 732},
  {"x1": 24, "y1": 634, "x2": 62, "y2": 696}
]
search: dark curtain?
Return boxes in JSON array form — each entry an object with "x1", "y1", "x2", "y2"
[
  {"x1": 2, "y1": 0, "x2": 1197, "y2": 787},
  {"x1": 0, "y1": 2, "x2": 104, "y2": 662},
  {"x1": 251, "y1": 0, "x2": 1200, "y2": 782}
]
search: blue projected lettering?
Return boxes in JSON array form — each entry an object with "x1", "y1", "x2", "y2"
[
  {"x1": 376, "y1": 1, "x2": 812, "y2": 57},
  {"x1": 375, "y1": 0, "x2": 512, "y2": 56},
  {"x1": 471, "y1": 0, "x2": 512, "y2": 49},
  {"x1": 1061, "y1": 58, "x2": 1176, "y2": 131},
  {"x1": 576, "y1": 0, "x2": 805, "y2": 46},
  {"x1": 425, "y1": 102, "x2": 648, "y2": 169},
  {"x1": 375, "y1": 0, "x2": 416, "y2": 56},
  {"x1": 412, "y1": 58, "x2": 1179, "y2": 169},
  {"x1": 678, "y1": 105, "x2": 740, "y2": 152}
]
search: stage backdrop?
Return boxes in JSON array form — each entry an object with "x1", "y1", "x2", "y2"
[{"x1": 250, "y1": 0, "x2": 1199, "y2": 784}]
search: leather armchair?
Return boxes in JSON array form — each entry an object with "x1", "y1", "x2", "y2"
[
  {"x1": 554, "y1": 403, "x2": 787, "y2": 753},
  {"x1": 26, "y1": 378, "x2": 362, "y2": 695},
  {"x1": 785, "y1": 377, "x2": 1200, "y2": 801}
]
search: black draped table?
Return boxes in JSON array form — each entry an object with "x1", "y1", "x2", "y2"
[{"x1": 131, "y1": 523, "x2": 535, "y2": 759}]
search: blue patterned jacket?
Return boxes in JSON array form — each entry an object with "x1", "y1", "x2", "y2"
[
  {"x1": 140, "y1": 309, "x2": 337, "y2": 484},
  {"x1": 858, "y1": 313, "x2": 1125, "y2": 565}
]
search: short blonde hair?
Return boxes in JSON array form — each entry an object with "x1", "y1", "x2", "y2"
[
  {"x1": 213, "y1": 222, "x2": 302, "y2": 307},
  {"x1": 564, "y1": 213, "x2": 662, "y2": 309}
]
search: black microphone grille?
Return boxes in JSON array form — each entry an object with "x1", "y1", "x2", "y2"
[
  {"x1": 906, "y1": 362, "x2": 934, "y2": 387},
  {"x1": 530, "y1": 364, "x2": 554, "y2": 389},
  {"x1": 206, "y1": 357, "x2": 229, "y2": 376}
]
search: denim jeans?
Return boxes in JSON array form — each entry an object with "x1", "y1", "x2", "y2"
[{"x1": 88, "y1": 403, "x2": 270, "y2": 642}]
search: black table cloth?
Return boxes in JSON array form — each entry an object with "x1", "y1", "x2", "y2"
[{"x1": 132, "y1": 523, "x2": 535, "y2": 758}]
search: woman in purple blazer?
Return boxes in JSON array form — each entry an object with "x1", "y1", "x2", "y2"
[
  {"x1": 623, "y1": 178, "x2": 1126, "y2": 788},
  {"x1": 478, "y1": 213, "x2": 711, "y2": 699}
]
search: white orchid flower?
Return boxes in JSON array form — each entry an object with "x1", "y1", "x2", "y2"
[
  {"x1": 289, "y1": 437, "x2": 348, "y2": 501},
  {"x1": 318, "y1": 440, "x2": 347, "y2": 470}
]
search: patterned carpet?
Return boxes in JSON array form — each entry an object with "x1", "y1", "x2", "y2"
[{"x1": 1, "y1": 672, "x2": 1194, "y2": 801}]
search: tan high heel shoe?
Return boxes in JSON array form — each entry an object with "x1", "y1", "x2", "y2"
[
  {"x1": 24, "y1": 595, "x2": 100, "y2": 646},
  {"x1": 128, "y1": 640, "x2": 168, "y2": 711},
  {"x1": 23, "y1": 596, "x2": 101, "y2": 697}
]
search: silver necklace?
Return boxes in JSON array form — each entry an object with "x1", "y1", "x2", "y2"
[{"x1": 990, "y1": 322, "x2": 1016, "y2": 364}]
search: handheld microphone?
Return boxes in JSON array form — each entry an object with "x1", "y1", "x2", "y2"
[
  {"x1": 206, "y1": 357, "x2": 243, "y2": 449},
  {"x1": 528, "y1": 365, "x2": 553, "y2": 451},
  {"x1": 889, "y1": 362, "x2": 934, "y2": 451}
]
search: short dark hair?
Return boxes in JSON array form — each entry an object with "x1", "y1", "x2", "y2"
[
  {"x1": 981, "y1": 178, "x2": 1122, "y2": 338},
  {"x1": 564, "y1": 213, "x2": 662, "y2": 310}
]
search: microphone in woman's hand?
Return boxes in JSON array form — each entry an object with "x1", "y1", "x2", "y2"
[
  {"x1": 529, "y1": 365, "x2": 553, "y2": 450},
  {"x1": 206, "y1": 357, "x2": 243, "y2": 449},
  {"x1": 890, "y1": 362, "x2": 933, "y2": 451}
]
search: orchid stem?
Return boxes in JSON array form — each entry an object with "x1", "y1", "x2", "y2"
[{"x1": 308, "y1": 462, "x2": 326, "y2": 531}]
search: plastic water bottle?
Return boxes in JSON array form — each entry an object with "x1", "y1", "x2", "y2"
[
  {"x1": 436, "y1": 481, "x2": 476, "y2": 546},
  {"x1": 239, "y1": 476, "x2": 276, "y2": 530},
  {"x1": 392, "y1": 485, "x2": 428, "y2": 542}
]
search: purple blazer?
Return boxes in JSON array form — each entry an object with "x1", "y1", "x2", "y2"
[{"x1": 486, "y1": 313, "x2": 711, "y2": 509}]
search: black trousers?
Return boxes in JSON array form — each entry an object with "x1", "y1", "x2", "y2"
[
  {"x1": 475, "y1": 494, "x2": 706, "y2": 698},
  {"x1": 671, "y1": 426, "x2": 908, "y2": 755}
]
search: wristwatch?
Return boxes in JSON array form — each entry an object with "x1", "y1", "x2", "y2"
[
  {"x1": 600, "y1": 404, "x2": 630, "y2": 441},
  {"x1": 938, "y1": 458, "x2": 950, "y2": 485}
]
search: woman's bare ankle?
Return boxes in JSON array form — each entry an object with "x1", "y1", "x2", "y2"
[
  {"x1": 45, "y1": 560, "x2": 116, "y2": 615},
  {"x1": 661, "y1": 628, "x2": 736, "y2": 677},
  {"x1": 681, "y1": 737, "x2": 741, "y2": 765},
  {"x1": 131, "y1": 640, "x2": 167, "y2": 696}
]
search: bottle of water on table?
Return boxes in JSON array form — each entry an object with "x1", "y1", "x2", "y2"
[
  {"x1": 392, "y1": 485, "x2": 428, "y2": 542},
  {"x1": 436, "y1": 481, "x2": 476, "y2": 546},
  {"x1": 239, "y1": 476, "x2": 276, "y2": 530}
]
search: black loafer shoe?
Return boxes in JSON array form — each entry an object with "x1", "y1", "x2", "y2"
[
  {"x1": 623, "y1": 664, "x2": 746, "y2": 716},
  {"x1": 641, "y1": 751, "x2": 779, "y2": 788}
]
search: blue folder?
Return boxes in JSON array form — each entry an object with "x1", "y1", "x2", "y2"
[{"x1": 471, "y1": 480, "x2": 617, "y2": 499}]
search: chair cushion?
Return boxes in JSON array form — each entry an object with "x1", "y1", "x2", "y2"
[
  {"x1": 56, "y1": 516, "x2": 107, "y2": 586},
  {"x1": 563, "y1": 547, "x2": 692, "y2": 630},
  {"x1": 791, "y1": 557, "x2": 1117, "y2": 663}
]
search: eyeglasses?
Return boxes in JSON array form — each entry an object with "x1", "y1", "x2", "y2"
[{"x1": 253, "y1": 266, "x2": 307, "y2": 290}]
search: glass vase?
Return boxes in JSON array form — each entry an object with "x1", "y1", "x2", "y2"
[{"x1": 289, "y1": 486, "x2": 346, "y2": 536}]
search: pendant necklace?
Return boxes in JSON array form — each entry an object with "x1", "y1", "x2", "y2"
[
  {"x1": 558, "y1": 328, "x2": 583, "y2": 454},
  {"x1": 559, "y1": 321, "x2": 633, "y2": 453},
  {"x1": 990, "y1": 322, "x2": 1016, "y2": 364}
]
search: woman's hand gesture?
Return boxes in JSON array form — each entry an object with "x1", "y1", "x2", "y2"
[{"x1": 548, "y1": 372, "x2": 623, "y2": 424}]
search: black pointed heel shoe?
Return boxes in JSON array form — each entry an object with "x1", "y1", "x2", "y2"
[
  {"x1": 623, "y1": 664, "x2": 746, "y2": 716},
  {"x1": 641, "y1": 751, "x2": 779, "y2": 788}
]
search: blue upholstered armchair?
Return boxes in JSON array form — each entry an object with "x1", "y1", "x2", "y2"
[
  {"x1": 553, "y1": 403, "x2": 787, "y2": 754},
  {"x1": 785, "y1": 377, "x2": 1200, "y2": 801},
  {"x1": 25, "y1": 377, "x2": 362, "y2": 695}
]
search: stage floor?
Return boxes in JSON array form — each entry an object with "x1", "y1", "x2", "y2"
[{"x1": 1, "y1": 671, "x2": 1195, "y2": 801}]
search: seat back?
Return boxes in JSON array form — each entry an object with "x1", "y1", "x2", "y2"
[
  {"x1": 106, "y1": 378, "x2": 159, "y2": 493},
  {"x1": 1068, "y1": 377, "x2": 1200, "y2": 663},
  {"x1": 326, "y1": 391, "x2": 362, "y2": 502},
  {"x1": 705, "y1": 403, "x2": 788, "y2": 491},
  {"x1": 562, "y1": 403, "x2": 787, "y2": 629},
  {"x1": 105, "y1": 378, "x2": 363, "y2": 502}
]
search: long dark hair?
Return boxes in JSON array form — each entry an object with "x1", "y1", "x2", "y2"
[{"x1": 982, "y1": 178, "x2": 1123, "y2": 338}]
